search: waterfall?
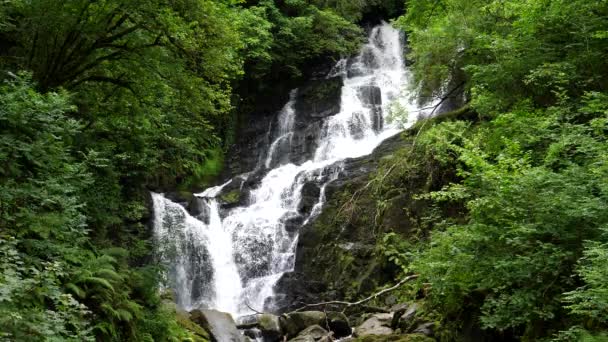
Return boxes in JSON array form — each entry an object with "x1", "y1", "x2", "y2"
[{"x1": 152, "y1": 22, "x2": 429, "y2": 317}]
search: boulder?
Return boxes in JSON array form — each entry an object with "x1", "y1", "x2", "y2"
[
  {"x1": 296, "y1": 325, "x2": 329, "y2": 340},
  {"x1": 280, "y1": 311, "x2": 326, "y2": 337},
  {"x1": 258, "y1": 314, "x2": 283, "y2": 342},
  {"x1": 412, "y1": 322, "x2": 435, "y2": 337},
  {"x1": 354, "y1": 314, "x2": 394, "y2": 337},
  {"x1": 295, "y1": 76, "x2": 343, "y2": 123},
  {"x1": 189, "y1": 309, "x2": 245, "y2": 342}
]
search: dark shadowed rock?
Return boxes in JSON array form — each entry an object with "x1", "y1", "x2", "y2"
[
  {"x1": 298, "y1": 182, "x2": 321, "y2": 215},
  {"x1": 327, "y1": 311, "x2": 351, "y2": 338},
  {"x1": 295, "y1": 77, "x2": 343, "y2": 124}
]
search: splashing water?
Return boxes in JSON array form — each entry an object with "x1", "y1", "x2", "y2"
[{"x1": 152, "y1": 22, "x2": 431, "y2": 317}]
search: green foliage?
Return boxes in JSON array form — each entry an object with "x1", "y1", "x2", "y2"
[
  {"x1": 397, "y1": 0, "x2": 608, "y2": 111},
  {"x1": 0, "y1": 0, "x2": 388, "y2": 340},
  {"x1": 369, "y1": 1, "x2": 608, "y2": 339}
]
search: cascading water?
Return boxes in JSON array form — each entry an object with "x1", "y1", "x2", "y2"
[{"x1": 152, "y1": 22, "x2": 430, "y2": 317}]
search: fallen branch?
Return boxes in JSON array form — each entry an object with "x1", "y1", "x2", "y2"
[
  {"x1": 245, "y1": 301, "x2": 265, "y2": 315},
  {"x1": 293, "y1": 274, "x2": 419, "y2": 312}
]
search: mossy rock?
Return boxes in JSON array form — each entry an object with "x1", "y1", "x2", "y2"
[
  {"x1": 175, "y1": 310, "x2": 211, "y2": 342},
  {"x1": 219, "y1": 189, "x2": 241, "y2": 204}
]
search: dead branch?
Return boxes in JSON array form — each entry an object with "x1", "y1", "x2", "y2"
[
  {"x1": 292, "y1": 274, "x2": 419, "y2": 312},
  {"x1": 245, "y1": 301, "x2": 265, "y2": 315}
]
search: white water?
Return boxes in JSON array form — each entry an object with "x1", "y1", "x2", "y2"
[{"x1": 152, "y1": 22, "x2": 431, "y2": 317}]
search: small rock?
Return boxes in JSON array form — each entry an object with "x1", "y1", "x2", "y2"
[
  {"x1": 390, "y1": 303, "x2": 409, "y2": 329},
  {"x1": 413, "y1": 322, "x2": 435, "y2": 337},
  {"x1": 354, "y1": 314, "x2": 394, "y2": 337},
  {"x1": 401, "y1": 303, "x2": 419, "y2": 324}
]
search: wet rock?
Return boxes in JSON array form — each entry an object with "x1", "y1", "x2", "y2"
[
  {"x1": 289, "y1": 121, "x2": 323, "y2": 165},
  {"x1": 357, "y1": 86, "x2": 382, "y2": 107},
  {"x1": 283, "y1": 215, "x2": 305, "y2": 233},
  {"x1": 189, "y1": 309, "x2": 245, "y2": 342},
  {"x1": 295, "y1": 76, "x2": 343, "y2": 124},
  {"x1": 354, "y1": 314, "x2": 394, "y2": 337},
  {"x1": 189, "y1": 197, "x2": 211, "y2": 224},
  {"x1": 243, "y1": 327, "x2": 262, "y2": 340},
  {"x1": 360, "y1": 47, "x2": 379, "y2": 70},
  {"x1": 298, "y1": 182, "x2": 321, "y2": 215},
  {"x1": 272, "y1": 272, "x2": 327, "y2": 313},
  {"x1": 258, "y1": 313, "x2": 283, "y2": 341}
]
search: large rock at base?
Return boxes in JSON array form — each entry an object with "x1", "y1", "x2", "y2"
[
  {"x1": 354, "y1": 314, "x2": 394, "y2": 337},
  {"x1": 190, "y1": 309, "x2": 245, "y2": 342},
  {"x1": 280, "y1": 311, "x2": 326, "y2": 338},
  {"x1": 258, "y1": 314, "x2": 283, "y2": 342}
]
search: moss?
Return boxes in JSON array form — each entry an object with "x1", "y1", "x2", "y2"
[
  {"x1": 219, "y1": 189, "x2": 241, "y2": 204},
  {"x1": 175, "y1": 310, "x2": 211, "y2": 342}
]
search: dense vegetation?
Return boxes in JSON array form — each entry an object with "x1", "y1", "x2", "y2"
[
  {"x1": 0, "y1": 0, "x2": 394, "y2": 340},
  {"x1": 2, "y1": 0, "x2": 607, "y2": 341},
  {"x1": 373, "y1": 0, "x2": 608, "y2": 340}
]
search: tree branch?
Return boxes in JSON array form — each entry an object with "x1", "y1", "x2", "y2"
[{"x1": 292, "y1": 274, "x2": 419, "y2": 312}]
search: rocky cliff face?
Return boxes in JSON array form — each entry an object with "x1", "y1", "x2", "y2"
[{"x1": 272, "y1": 109, "x2": 471, "y2": 312}]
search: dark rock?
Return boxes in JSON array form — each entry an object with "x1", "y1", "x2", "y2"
[
  {"x1": 283, "y1": 215, "x2": 305, "y2": 233},
  {"x1": 295, "y1": 76, "x2": 343, "y2": 124},
  {"x1": 357, "y1": 86, "x2": 382, "y2": 107},
  {"x1": 189, "y1": 309, "x2": 245, "y2": 342},
  {"x1": 289, "y1": 121, "x2": 323, "y2": 165},
  {"x1": 189, "y1": 197, "x2": 210, "y2": 224},
  {"x1": 390, "y1": 303, "x2": 409, "y2": 329},
  {"x1": 272, "y1": 272, "x2": 327, "y2": 313},
  {"x1": 298, "y1": 182, "x2": 321, "y2": 215},
  {"x1": 242, "y1": 328, "x2": 262, "y2": 340},
  {"x1": 327, "y1": 311, "x2": 351, "y2": 338}
]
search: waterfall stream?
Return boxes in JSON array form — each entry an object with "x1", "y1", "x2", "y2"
[{"x1": 152, "y1": 22, "x2": 429, "y2": 318}]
